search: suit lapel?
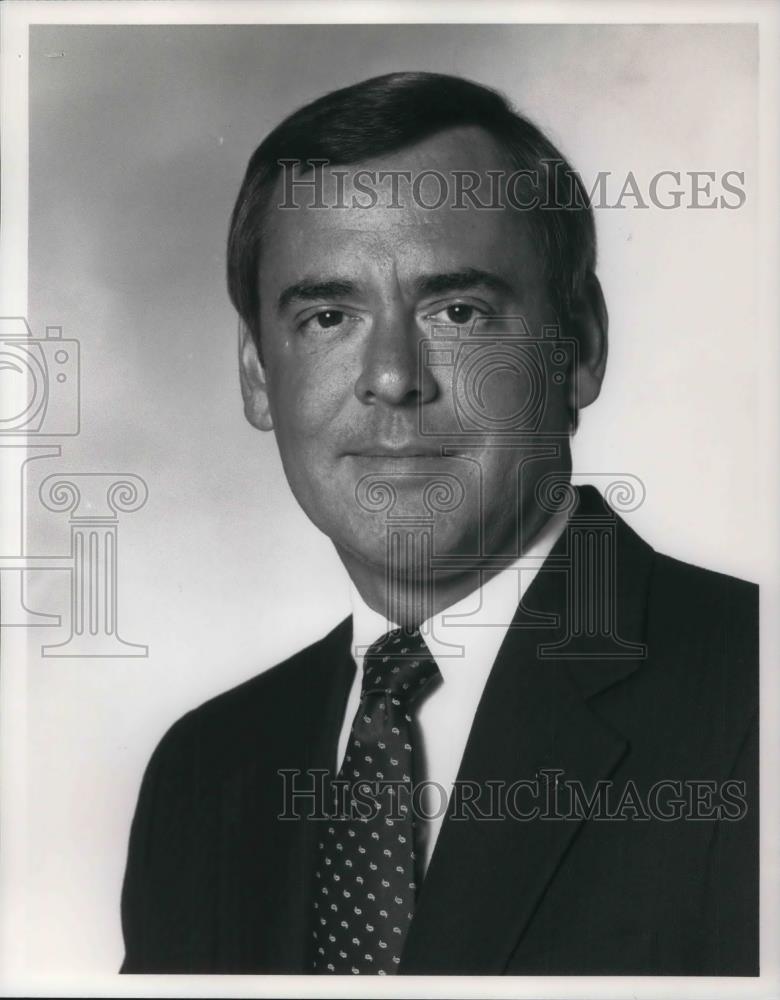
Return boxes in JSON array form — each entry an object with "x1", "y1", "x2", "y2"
[{"x1": 400, "y1": 486, "x2": 654, "y2": 974}]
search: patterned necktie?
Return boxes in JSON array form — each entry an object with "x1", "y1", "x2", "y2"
[{"x1": 311, "y1": 626, "x2": 441, "y2": 975}]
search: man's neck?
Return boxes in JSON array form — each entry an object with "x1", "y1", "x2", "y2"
[{"x1": 337, "y1": 506, "x2": 564, "y2": 627}]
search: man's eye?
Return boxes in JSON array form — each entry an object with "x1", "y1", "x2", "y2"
[
  {"x1": 429, "y1": 304, "x2": 480, "y2": 326},
  {"x1": 310, "y1": 309, "x2": 345, "y2": 330}
]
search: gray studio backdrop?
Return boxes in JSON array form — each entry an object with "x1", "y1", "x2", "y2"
[{"x1": 25, "y1": 23, "x2": 757, "y2": 972}]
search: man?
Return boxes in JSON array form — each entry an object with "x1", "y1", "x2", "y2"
[{"x1": 120, "y1": 72, "x2": 758, "y2": 976}]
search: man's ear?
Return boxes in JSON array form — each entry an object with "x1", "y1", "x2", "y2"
[
  {"x1": 570, "y1": 271, "x2": 608, "y2": 410},
  {"x1": 238, "y1": 320, "x2": 274, "y2": 431}
]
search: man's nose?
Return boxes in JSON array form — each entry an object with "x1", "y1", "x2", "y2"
[{"x1": 354, "y1": 308, "x2": 438, "y2": 407}]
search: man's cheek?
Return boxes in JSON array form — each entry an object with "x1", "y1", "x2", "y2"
[
  {"x1": 267, "y1": 366, "x2": 328, "y2": 432},
  {"x1": 534, "y1": 382, "x2": 570, "y2": 433}
]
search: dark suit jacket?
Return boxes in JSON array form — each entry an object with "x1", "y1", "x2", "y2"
[{"x1": 120, "y1": 485, "x2": 758, "y2": 975}]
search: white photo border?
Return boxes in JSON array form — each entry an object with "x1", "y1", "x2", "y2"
[{"x1": 1, "y1": 1, "x2": 777, "y2": 998}]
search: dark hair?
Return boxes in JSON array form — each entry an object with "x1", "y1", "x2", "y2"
[{"x1": 227, "y1": 71, "x2": 596, "y2": 347}]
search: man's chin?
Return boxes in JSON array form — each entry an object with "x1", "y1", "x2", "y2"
[
  {"x1": 330, "y1": 512, "x2": 484, "y2": 573},
  {"x1": 336, "y1": 456, "x2": 480, "y2": 527}
]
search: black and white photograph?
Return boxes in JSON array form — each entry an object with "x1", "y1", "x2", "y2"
[{"x1": 0, "y1": 1, "x2": 778, "y2": 997}]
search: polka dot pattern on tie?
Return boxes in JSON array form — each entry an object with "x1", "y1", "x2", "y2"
[{"x1": 311, "y1": 626, "x2": 440, "y2": 975}]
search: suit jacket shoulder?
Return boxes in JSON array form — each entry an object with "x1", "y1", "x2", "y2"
[{"x1": 146, "y1": 615, "x2": 352, "y2": 773}]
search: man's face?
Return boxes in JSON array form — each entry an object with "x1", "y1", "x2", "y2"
[{"x1": 241, "y1": 126, "x2": 598, "y2": 584}]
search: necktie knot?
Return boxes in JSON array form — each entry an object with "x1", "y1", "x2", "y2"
[{"x1": 361, "y1": 626, "x2": 440, "y2": 704}]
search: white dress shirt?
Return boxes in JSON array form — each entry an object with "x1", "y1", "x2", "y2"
[{"x1": 339, "y1": 509, "x2": 568, "y2": 875}]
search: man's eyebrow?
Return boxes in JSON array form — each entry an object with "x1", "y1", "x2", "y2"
[
  {"x1": 277, "y1": 279, "x2": 357, "y2": 312},
  {"x1": 276, "y1": 268, "x2": 515, "y2": 313},
  {"x1": 414, "y1": 268, "x2": 515, "y2": 298}
]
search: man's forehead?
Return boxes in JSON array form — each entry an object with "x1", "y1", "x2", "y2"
[
  {"x1": 259, "y1": 124, "x2": 538, "y2": 272},
  {"x1": 266, "y1": 124, "x2": 511, "y2": 217},
  {"x1": 260, "y1": 203, "x2": 538, "y2": 303}
]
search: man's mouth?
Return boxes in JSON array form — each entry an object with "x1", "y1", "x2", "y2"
[{"x1": 345, "y1": 445, "x2": 446, "y2": 458}]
